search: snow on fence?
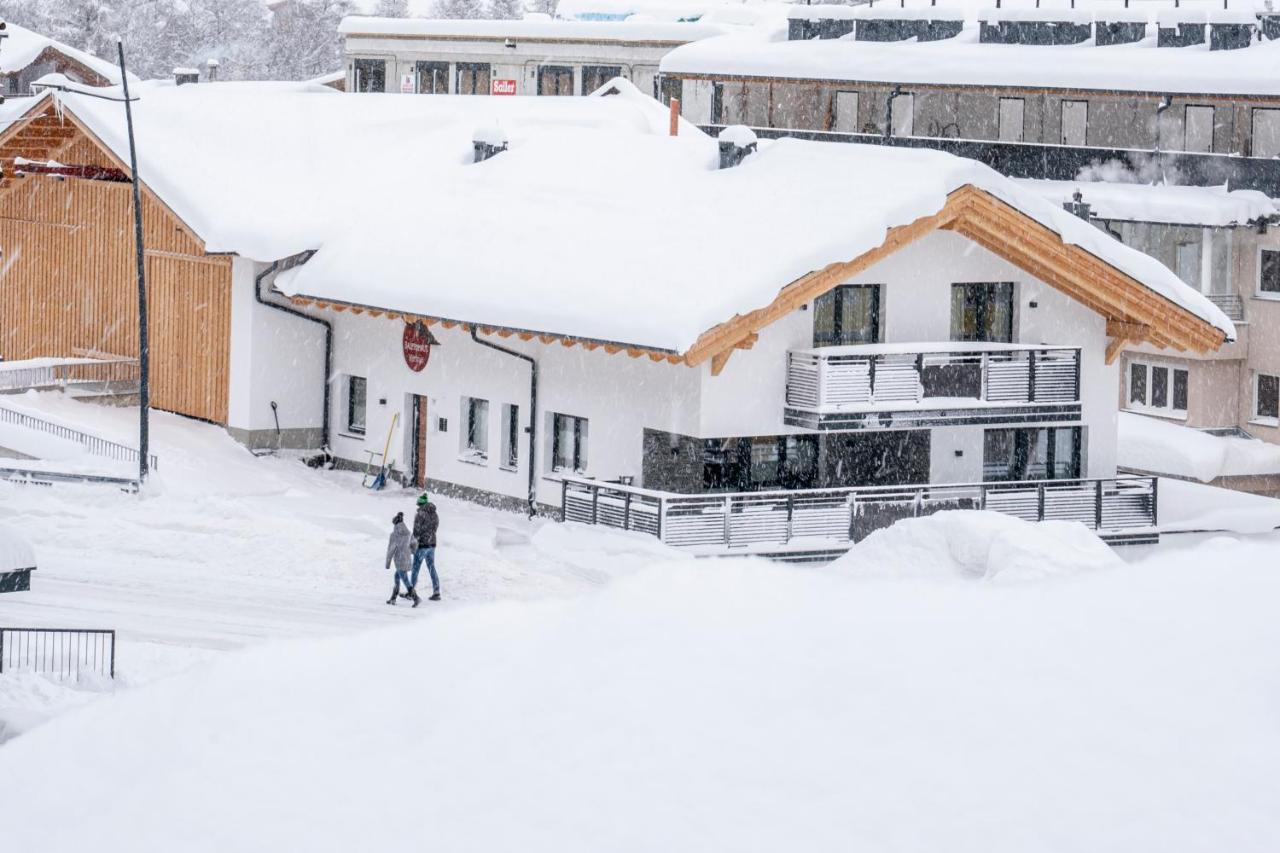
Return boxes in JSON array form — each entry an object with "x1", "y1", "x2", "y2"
[
  {"x1": 0, "y1": 403, "x2": 158, "y2": 470},
  {"x1": 0, "y1": 628, "x2": 116, "y2": 680},
  {"x1": 561, "y1": 475, "x2": 1158, "y2": 551},
  {"x1": 0, "y1": 354, "x2": 139, "y2": 393},
  {"x1": 1205, "y1": 293, "x2": 1244, "y2": 323}
]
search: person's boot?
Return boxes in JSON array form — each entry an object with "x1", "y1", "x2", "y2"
[
  {"x1": 386, "y1": 591, "x2": 398, "y2": 606},
  {"x1": 411, "y1": 588, "x2": 421, "y2": 608},
  {"x1": 429, "y1": 592, "x2": 441, "y2": 601}
]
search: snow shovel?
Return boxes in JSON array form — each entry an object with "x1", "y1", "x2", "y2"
[{"x1": 364, "y1": 412, "x2": 400, "y2": 489}]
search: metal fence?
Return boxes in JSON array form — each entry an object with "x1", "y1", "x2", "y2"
[
  {"x1": 0, "y1": 357, "x2": 139, "y2": 393},
  {"x1": 0, "y1": 628, "x2": 116, "y2": 679},
  {"x1": 1205, "y1": 293, "x2": 1245, "y2": 323},
  {"x1": 561, "y1": 475, "x2": 1157, "y2": 551},
  {"x1": 0, "y1": 403, "x2": 157, "y2": 470}
]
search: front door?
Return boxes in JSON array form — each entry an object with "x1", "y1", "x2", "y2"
[{"x1": 410, "y1": 395, "x2": 429, "y2": 489}]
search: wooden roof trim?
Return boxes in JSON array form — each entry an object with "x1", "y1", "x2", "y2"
[{"x1": 289, "y1": 295, "x2": 684, "y2": 363}]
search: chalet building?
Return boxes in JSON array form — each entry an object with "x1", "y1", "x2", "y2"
[
  {"x1": 0, "y1": 81, "x2": 1232, "y2": 554},
  {"x1": 659, "y1": 2, "x2": 1280, "y2": 193},
  {"x1": 1024, "y1": 179, "x2": 1280, "y2": 491},
  {"x1": 338, "y1": 15, "x2": 736, "y2": 99},
  {"x1": 0, "y1": 22, "x2": 128, "y2": 97}
]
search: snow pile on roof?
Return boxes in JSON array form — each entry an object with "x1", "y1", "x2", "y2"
[
  {"x1": 46, "y1": 80, "x2": 1231, "y2": 352},
  {"x1": 5, "y1": 553, "x2": 1280, "y2": 850},
  {"x1": 660, "y1": 20, "x2": 1280, "y2": 96},
  {"x1": 1018, "y1": 180, "x2": 1279, "y2": 227},
  {"x1": 1119, "y1": 411, "x2": 1280, "y2": 482},
  {"x1": 830, "y1": 510, "x2": 1122, "y2": 582},
  {"x1": 0, "y1": 22, "x2": 130, "y2": 86},
  {"x1": 1156, "y1": 477, "x2": 1280, "y2": 534},
  {"x1": 337, "y1": 15, "x2": 733, "y2": 41},
  {"x1": 556, "y1": 0, "x2": 792, "y2": 23},
  {"x1": 0, "y1": 522, "x2": 36, "y2": 572}
]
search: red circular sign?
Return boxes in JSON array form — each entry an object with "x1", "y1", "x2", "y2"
[{"x1": 403, "y1": 323, "x2": 432, "y2": 372}]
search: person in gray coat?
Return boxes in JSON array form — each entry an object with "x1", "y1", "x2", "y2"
[{"x1": 385, "y1": 512, "x2": 419, "y2": 606}]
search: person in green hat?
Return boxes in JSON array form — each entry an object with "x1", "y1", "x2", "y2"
[{"x1": 410, "y1": 493, "x2": 441, "y2": 601}]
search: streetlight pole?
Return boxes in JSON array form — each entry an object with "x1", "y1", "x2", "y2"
[{"x1": 117, "y1": 41, "x2": 149, "y2": 483}]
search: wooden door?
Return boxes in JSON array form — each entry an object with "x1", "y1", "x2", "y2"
[{"x1": 411, "y1": 395, "x2": 429, "y2": 488}]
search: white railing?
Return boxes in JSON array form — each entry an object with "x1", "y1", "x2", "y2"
[
  {"x1": 0, "y1": 355, "x2": 139, "y2": 393},
  {"x1": 561, "y1": 475, "x2": 1157, "y2": 551},
  {"x1": 785, "y1": 343, "x2": 1080, "y2": 411}
]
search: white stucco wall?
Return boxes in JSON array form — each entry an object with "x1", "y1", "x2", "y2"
[{"x1": 226, "y1": 258, "x2": 328, "y2": 438}]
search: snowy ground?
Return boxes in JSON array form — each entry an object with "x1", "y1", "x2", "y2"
[{"x1": 2, "y1": 393, "x2": 1279, "y2": 851}]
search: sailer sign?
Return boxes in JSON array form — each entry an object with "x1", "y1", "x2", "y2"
[
  {"x1": 491, "y1": 79, "x2": 517, "y2": 96},
  {"x1": 402, "y1": 322, "x2": 433, "y2": 372}
]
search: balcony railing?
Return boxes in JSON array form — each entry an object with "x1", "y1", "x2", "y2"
[
  {"x1": 1205, "y1": 293, "x2": 1245, "y2": 323},
  {"x1": 561, "y1": 475, "x2": 1158, "y2": 554},
  {"x1": 784, "y1": 343, "x2": 1080, "y2": 429}
]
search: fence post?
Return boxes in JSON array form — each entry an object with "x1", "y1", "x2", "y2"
[
  {"x1": 1095, "y1": 479, "x2": 1103, "y2": 530},
  {"x1": 785, "y1": 494, "x2": 794, "y2": 543},
  {"x1": 1037, "y1": 484, "x2": 1046, "y2": 522},
  {"x1": 591, "y1": 484, "x2": 600, "y2": 526},
  {"x1": 723, "y1": 495, "x2": 732, "y2": 547},
  {"x1": 560, "y1": 479, "x2": 568, "y2": 522},
  {"x1": 1028, "y1": 349, "x2": 1037, "y2": 401},
  {"x1": 0, "y1": 629, "x2": 4, "y2": 674},
  {"x1": 109, "y1": 630, "x2": 116, "y2": 679},
  {"x1": 656, "y1": 497, "x2": 664, "y2": 542},
  {"x1": 623, "y1": 492, "x2": 632, "y2": 531},
  {"x1": 1150, "y1": 477, "x2": 1159, "y2": 527}
]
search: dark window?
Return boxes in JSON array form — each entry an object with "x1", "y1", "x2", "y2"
[
  {"x1": 1173, "y1": 370, "x2": 1189, "y2": 411},
  {"x1": 346, "y1": 376, "x2": 367, "y2": 434},
  {"x1": 581, "y1": 65, "x2": 623, "y2": 95},
  {"x1": 456, "y1": 62, "x2": 490, "y2": 95},
  {"x1": 1258, "y1": 374, "x2": 1280, "y2": 420},
  {"x1": 1151, "y1": 366, "x2": 1169, "y2": 408},
  {"x1": 552, "y1": 413, "x2": 588, "y2": 472},
  {"x1": 951, "y1": 282, "x2": 1014, "y2": 343},
  {"x1": 983, "y1": 427, "x2": 1081, "y2": 482},
  {"x1": 1129, "y1": 362, "x2": 1147, "y2": 406},
  {"x1": 537, "y1": 66, "x2": 575, "y2": 96},
  {"x1": 1261, "y1": 249, "x2": 1280, "y2": 294},
  {"x1": 813, "y1": 284, "x2": 881, "y2": 346},
  {"x1": 465, "y1": 397, "x2": 489, "y2": 458},
  {"x1": 352, "y1": 59, "x2": 386, "y2": 93},
  {"x1": 503, "y1": 404, "x2": 519, "y2": 469},
  {"x1": 658, "y1": 75, "x2": 682, "y2": 106},
  {"x1": 416, "y1": 61, "x2": 449, "y2": 94}
]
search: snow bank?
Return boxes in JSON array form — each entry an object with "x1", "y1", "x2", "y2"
[
  {"x1": 830, "y1": 510, "x2": 1121, "y2": 582},
  {"x1": 3, "y1": 552, "x2": 1280, "y2": 851},
  {"x1": 0, "y1": 522, "x2": 36, "y2": 571},
  {"x1": 1156, "y1": 477, "x2": 1280, "y2": 534},
  {"x1": 1018, "y1": 179, "x2": 1278, "y2": 227},
  {"x1": 1118, "y1": 411, "x2": 1280, "y2": 482}
]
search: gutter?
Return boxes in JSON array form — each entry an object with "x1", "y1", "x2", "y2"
[
  {"x1": 470, "y1": 326, "x2": 538, "y2": 517},
  {"x1": 254, "y1": 253, "x2": 332, "y2": 448}
]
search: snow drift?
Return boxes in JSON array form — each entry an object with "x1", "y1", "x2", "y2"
[{"x1": 829, "y1": 510, "x2": 1122, "y2": 582}]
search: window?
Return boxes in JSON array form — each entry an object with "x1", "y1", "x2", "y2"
[
  {"x1": 813, "y1": 284, "x2": 881, "y2": 346},
  {"x1": 1256, "y1": 373, "x2": 1280, "y2": 422},
  {"x1": 950, "y1": 282, "x2": 1014, "y2": 343},
  {"x1": 552, "y1": 413, "x2": 588, "y2": 473},
  {"x1": 983, "y1": 427, "x2": 1081, "y2": 482},
  {"x1": 346, "y1": 376, "x2": 367, "y2": 435},
  {"x1": 462, "y1": 397, "x2": 489, "y2": 460},
  {"x1": 833, "y1": 91, "x2": 859, "y2": 133},
  {"x1": 1251, "y1": 108, "x2": 1280, "y2": 158},
  {"x1": 456, "y1": 62, "x2": 490, "y2": 95},
  {"x1": 416, "y1": 61, "x2": 449, "y2": 94},
  {"x1": 581, "y1": 65, "x2": 622, "y2": 95},
  {"x1": 1260, "y1": 249, "x2": 1280, "y2": 295},
  {"x1": 998, "y1": 98, "x2": 1024, "y2": 143},
  {"x1": 1185, "y1": 105, "x2": 1214, "y2": 153},
  {"x1": 352, "y1": 59, "x2": 386, "y2": 93},
  {"x1": 658, "y1": 75, "x2": 682, "y2": 107},
  {"x1": 501, "y1": 404, "x2": 520, "y2": 469},
  {"x1": 1061, "y1": 100, "x2": 1087, "y2": 146},
  {"x1": 1175, "y1": 241, "x2": 1201, "y2": 289},
  {"x1": 890, "y1": 93, "x2": 913, "y2": 137},
  {"x1": 537, "y1": 65, "x2": 575, "y2": 96},
  {"x1": 1128, "y1": 362, "x2": 1189, "y2": 416}
]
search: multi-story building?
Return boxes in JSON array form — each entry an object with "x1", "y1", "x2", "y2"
[{"x1": 0, "y1": 21, "x2": 129, "y2": 97}]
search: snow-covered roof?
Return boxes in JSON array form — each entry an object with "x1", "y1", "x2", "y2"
[
  {"x1": 661, "y1": 21, "x2": 1280, "y2": 97},
  {"x1": 0, "y1": 22, "x2": 130, "y2": 87},
  {"x1": 556, "y1": 0, "x2": 792, "y2": 23},
  {"x1": 1018, "y1": 180, "x2": 1279, "y2": 227},
  {"x1": 1119, "y1": 412, "x2": 1280, "y2": 482},
  {"x1": 29, "y1": 78, "x2": 1232, "y2": 353},
  {"x1": 338, "y1": 15, "x2": 733, "y2": 41}
]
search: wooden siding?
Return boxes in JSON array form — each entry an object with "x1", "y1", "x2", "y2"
[{"x1": 0, "y1": 168, "x2": 232, "y2": 424}]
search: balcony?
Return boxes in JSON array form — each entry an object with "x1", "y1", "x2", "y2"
[
  {"x1": 784, "y1": 342, "x2": 1081, "y2": 430},
  {"x1": 1205, "y1": 293, "x2": 1245, "y2": 323}
]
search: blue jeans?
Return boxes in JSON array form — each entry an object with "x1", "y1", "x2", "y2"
[
  {"x1": 412, "y1": 547, "x2": 439, "y2": 595},
  {"x1": 393, "y1": 570, "x2": 412, "y2": 594}
]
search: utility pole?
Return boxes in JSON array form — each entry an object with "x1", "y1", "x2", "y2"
[{"x1": 118, "y1": 41, "x2": 150, "y2": 483}]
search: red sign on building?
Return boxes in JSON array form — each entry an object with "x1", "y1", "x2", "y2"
[
  {"x1": 402, "y1": 322, "x2": 433, "y2": 372},
  {"x1": 491, "y1": 79, "x2": 517, "y2": 96}
]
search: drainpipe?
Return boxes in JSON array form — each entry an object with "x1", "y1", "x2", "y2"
[
  {"x1": 470, "y1": 325, "x2": 538, "y2": 517},
  {"x1": 884, "y1": 86, "x2": 904, "y2": 139},
  {"x1": 1154, "y1": 94, "x2": 1172, "y2": 154},
  {"x1": 254, "y1": 253, "x2": 332, "y2": 449}
]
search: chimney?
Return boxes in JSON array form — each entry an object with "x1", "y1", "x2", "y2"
[
  {"x1": 718, "y1": 125, "x2": 758, "y2": 170},
  {"x1": 1063, "y1": 189, "x2": 1092, "y2": 221},
  {"x1": 473, "y1": 126, "x2": 509, "y2": 163},
  {"x1": 174, "y1": 67, "x2": 200, "y2": 86}
]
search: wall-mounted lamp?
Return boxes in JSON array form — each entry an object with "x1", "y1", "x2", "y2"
[
  {"x1": 954, "y1": 449, "x2": 964, "y2": 458},
  {"x1": 1029, "y1": 300, "x2": 1039, "y2": 309}
]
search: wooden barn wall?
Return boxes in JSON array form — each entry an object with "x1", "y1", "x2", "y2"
[{"x1": 0, "y1": 174, "x2": 232, "y2": 424}]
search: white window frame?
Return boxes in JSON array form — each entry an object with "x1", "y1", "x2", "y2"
[
  {"x1": 998, "y1": 97, "x2": 1024, "y2": 143},
  {"x1": 890, "y1": 93, "x2": 914, "y2": 138},
  {"x1": 500, "y1": 403, "x2": 520, "y2": 471},
  {"x1": 460, "y1": 396, "x2": 489, "y2": 464},
  {"x1": 1174, "y1": 240, "x2": 1201, "y2": 290},
  {"x1": 1254, "y1": 372, "x2": 1280, "y2": 425},
  {"x1": 1126, "y1": 361, "x2": 1189, "y2": 420},
  {"x1": 1257, "y1": 247, "x2": 1280, "y2": 300},
  {"x1": 550, "y1": 412, "x2": 589, "y2": 474},
  {"x1": 344, "y1": 375, "x2": 367, "y2": 436},
  {"x1": 1251, "y1": 107, "x2": 1280, "y2": 159}
]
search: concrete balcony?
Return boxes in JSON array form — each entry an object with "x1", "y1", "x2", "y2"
[{"x1": 784, "y1": 342, "x2": 1081, "y2": 430}]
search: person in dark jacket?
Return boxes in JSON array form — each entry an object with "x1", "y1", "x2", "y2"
[
  {"x1": 411, "y1": 493, "x2": 441, "y2": 601},
  {"x1": 385, "y1": 512, "x2": 419, "y2": 606}
]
